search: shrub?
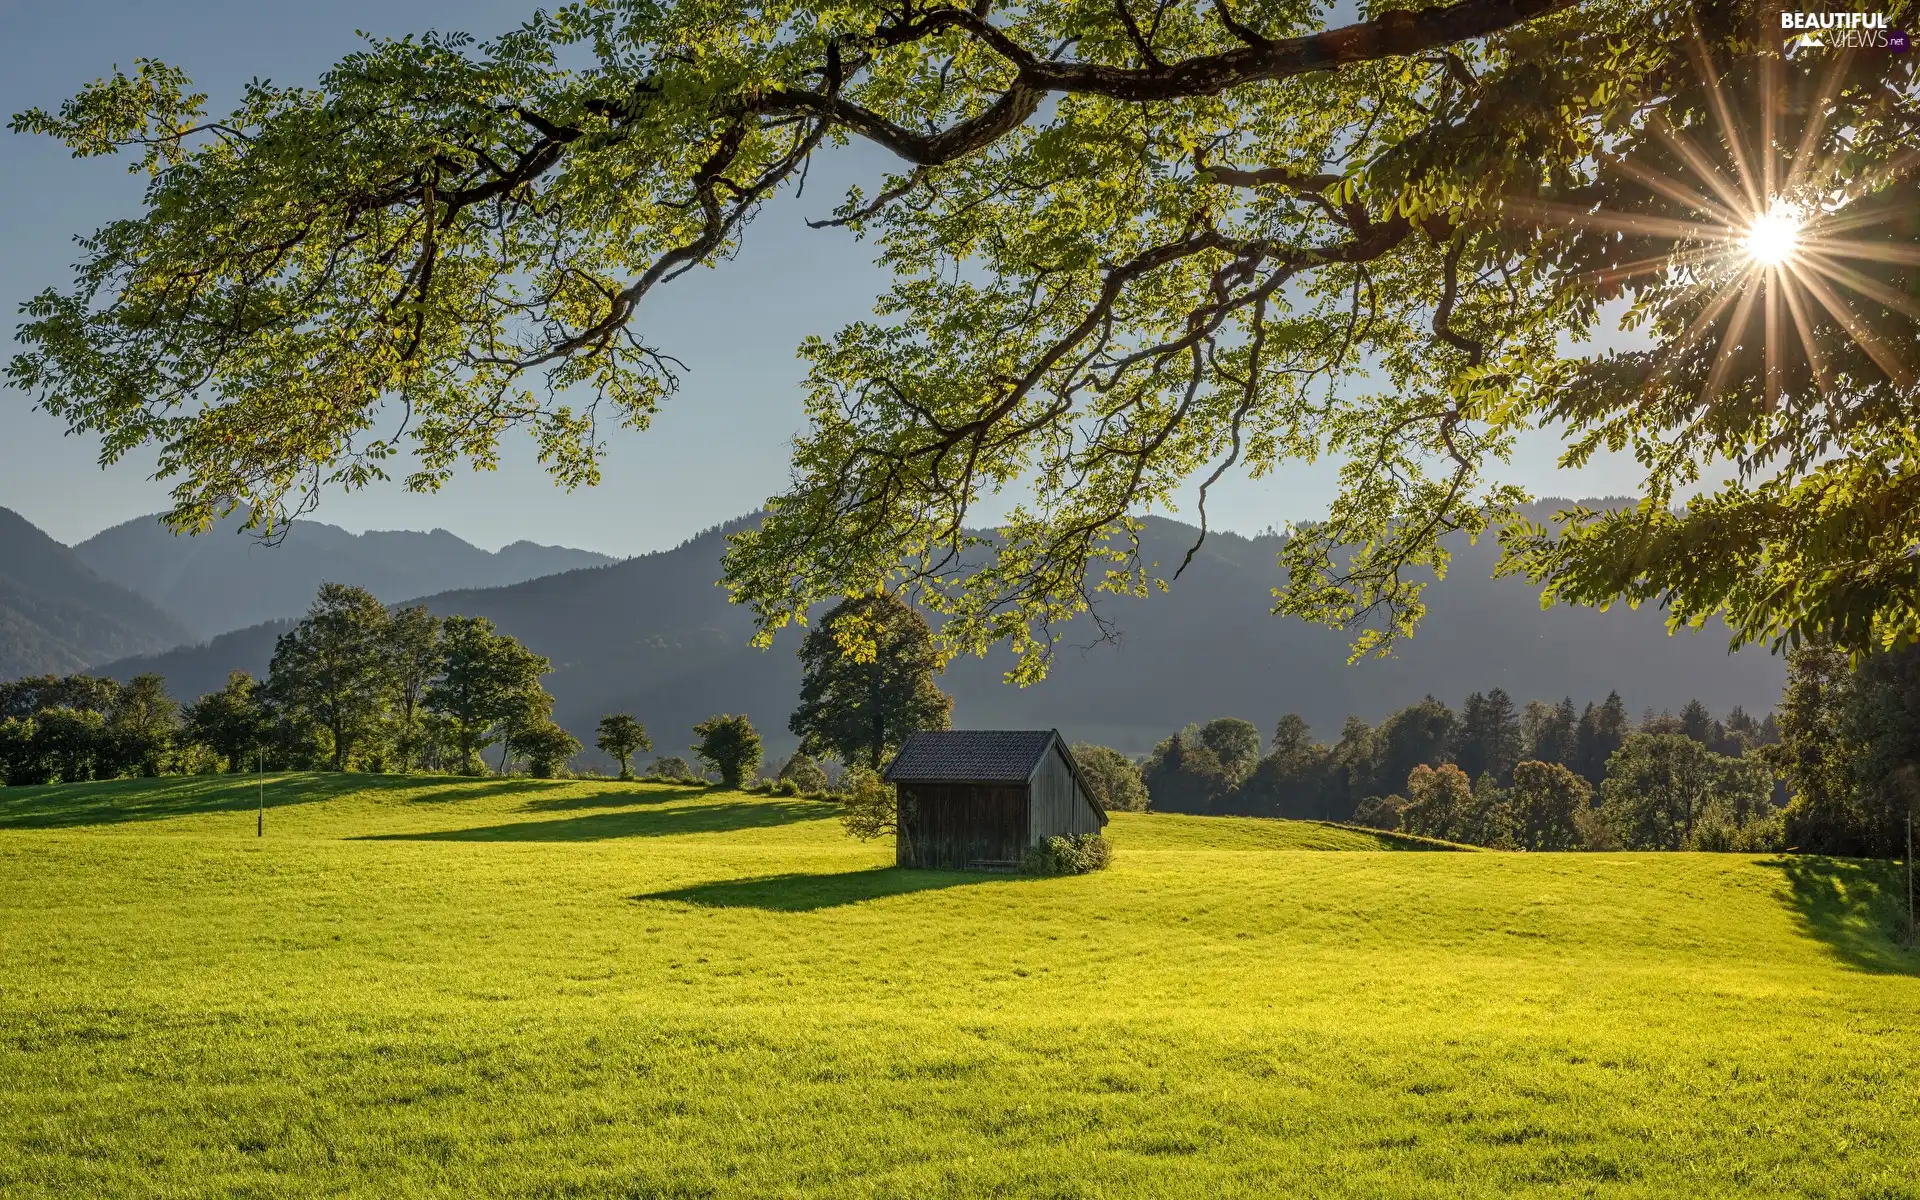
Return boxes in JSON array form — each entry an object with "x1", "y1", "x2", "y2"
[
  {"x1": 648, "y1": 755, "x2": 699, "y2": 782},
  {"x1": 1687, "y1": 793, "x2": 1787, "y2": 852},
  {"x1": 840, "y1": 766, "x2": 898, "y2": 841},
  {"x1": 1021, "y1": 833, "x2": 1114, "y2": 875},
  {"x1": 1351, "y1": 794, "x2": 1405, "y2": 830},
  {"x1": 1573, "y1": 805, "x2": 1622, "y2": 850},
  {"x1": 778, "y1": 753, "x2": 830, "y2": 794}
]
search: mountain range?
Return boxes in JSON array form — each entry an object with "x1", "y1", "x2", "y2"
[
  {"x1": 89, "y1": 504, "x2": 1790, "y2": 767},
  {"x1": 0, "y1": 507, "x2": 197, "y2": 679},
  {"x1": 72, "y1": 510, "x2": 615, "y2": 639}
]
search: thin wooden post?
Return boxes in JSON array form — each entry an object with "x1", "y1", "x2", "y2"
[{"x1": 257, "y1": 747, "x2": 265, "y2": 838}]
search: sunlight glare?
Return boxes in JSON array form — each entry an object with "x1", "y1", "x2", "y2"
[{"x1": 1743, "y1": 205, "x2": 1801, "y2": 267}]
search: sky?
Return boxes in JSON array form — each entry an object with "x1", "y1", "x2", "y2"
[{"x1": 0, "y1": 0, "x2": 1657, "y2": 556}]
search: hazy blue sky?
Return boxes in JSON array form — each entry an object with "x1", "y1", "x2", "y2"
[{"x1": 1, "y1": 0, "x2": 1652, "y2": 555}]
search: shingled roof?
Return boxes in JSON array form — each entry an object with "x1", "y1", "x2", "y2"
[{"x1": 883, "y1": 730, "x2": 1066, "y2": 783}]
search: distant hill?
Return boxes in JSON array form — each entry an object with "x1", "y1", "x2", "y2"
[
  {"x1": 0, "y1": 507, "x2": 197, "y2": 679},
  {"x1": 73, "y1": 511, "x2": 615, "y2": 639},
  {"x1": 95, "y1": 503, "x2": 1788, "y2": 766}
]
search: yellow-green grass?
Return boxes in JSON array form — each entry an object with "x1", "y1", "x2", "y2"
[{"x1": 0, "y1": 774, "x2": 1914, "y2": 1199}]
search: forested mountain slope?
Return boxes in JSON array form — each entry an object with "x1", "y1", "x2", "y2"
[
  {"x1": 94, "y1": 503, "x2": 1787, "y2": 761},
  {"x1": 0, "y1": 507, "x2": 196, "y2": 679}
]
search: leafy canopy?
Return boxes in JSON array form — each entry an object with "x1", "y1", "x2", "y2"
[
  {"x1": 596, "y1": 712, "x2": 652, "y2": 778},
  {"x1": 691, "y1": 712, "x2": 764, "y2": 786},
  {"x1": 10, "y1": 0, "x2": 1918, "y2": 675}
]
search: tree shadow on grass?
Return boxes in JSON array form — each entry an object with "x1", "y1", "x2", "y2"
[
  {"x1": 635, "y1": 866, "x2": 1019, "y2": 912},
  {"x1": 357, "y1": 798, "x2": 838, "y2": 842},
  {"x1": 1315, "y1": 822, "x2": 1475, "y2": 851},
  {"x1": 517, "y1": 784, "x2": 716, "y2": 812},
  {"x1": 400, "y1": 778, "x2": 580, "y2": 804},
  {"x1": 1763, "y1": 855, "x2": 1918, "y2": 975},
  {"x1": 0, "y1": 772, "x2": 419, "y2": 830}
]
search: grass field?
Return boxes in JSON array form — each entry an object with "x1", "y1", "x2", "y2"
[{"x1": 1, "y1": 774, "x2": 1915, "y2": 1198}]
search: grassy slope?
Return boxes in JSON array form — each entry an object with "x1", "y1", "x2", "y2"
[{"x1": 0, "y1": 775, "x2": 1914, "y2": 1199}]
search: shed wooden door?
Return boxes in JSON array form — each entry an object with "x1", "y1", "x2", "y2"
[{"x1": 899, "y1": 784, "x2": 1028, "y2": 870}]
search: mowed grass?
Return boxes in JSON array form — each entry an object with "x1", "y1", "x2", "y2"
[{"x1": 0, "y1": 775, "x2": 1915, "y2": 1199}]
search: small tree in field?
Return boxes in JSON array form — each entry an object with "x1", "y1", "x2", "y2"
[
  {"x1": 595, "y1": 713, "x2": 650, "y2": 780},
  {"x1": 512, "y1": 720, "x2": 581, "y2": 778},
  {"x1": 692, "y1": 714, "x2": 762, "y2": 788}
]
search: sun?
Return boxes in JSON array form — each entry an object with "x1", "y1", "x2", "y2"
[
  {"x1": 1743, "y1": 205, "x2": 1802, "y2": 267},
  {"x1": 1507, "y1": 35, "x2": 1918, "y2": 401}
]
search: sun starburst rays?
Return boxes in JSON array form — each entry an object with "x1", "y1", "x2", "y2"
[
  {"x1": 1743, "y1": 206, "x2": 1801, "y2": 265},
  {"x1": 1519, "y1": 33, "x2": 1917, "y2": 408}
]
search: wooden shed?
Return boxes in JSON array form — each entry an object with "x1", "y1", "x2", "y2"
[{"x1": 882, "y1": 730, "x2": 1107, "y2": 870}]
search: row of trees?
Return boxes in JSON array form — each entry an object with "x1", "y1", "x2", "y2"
[
  {"x1": 0, "y1": 583, "x2": 575, "y2": 783},
  {"x1": 0, "y1": 585, "x2": 782, "y2": 789},
  {"x1": 9, "y1": 574, "x2": 1910, "y2": 864},
  {"x1": 1377, "y1": 737, "x2": 1779, "y2": 853},
  {"x1": 1131, "y1": 691, "x2": 1779, "y2": 827},
  {"x1": 256, "y1": 582, "x2": 573, "y2": 774},
  {"x1": 0, "y1": 674, "x2": 181, "y2": 784}
]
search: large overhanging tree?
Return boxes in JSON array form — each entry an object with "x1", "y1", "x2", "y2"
[{"x1": 9, "y1": 0, "x2": 1917, "y2": 679}]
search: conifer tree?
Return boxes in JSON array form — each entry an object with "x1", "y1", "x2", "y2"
[{"x1": 1456, "y1": 689, "x2": 1523, "y2": 785}]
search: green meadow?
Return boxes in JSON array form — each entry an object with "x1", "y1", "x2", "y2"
[{"x1": 0, "y1": 775, "x2": 1914, "y2": 1199}]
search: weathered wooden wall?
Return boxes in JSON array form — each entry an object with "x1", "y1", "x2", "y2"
[
  {"x1": 897, "y1": 784, "x2": 1028, "y2": 869},
  {"x1": 1028, "y1": 746, "x2": 1103, "y2": 843}
]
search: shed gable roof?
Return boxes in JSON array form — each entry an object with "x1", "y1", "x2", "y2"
[{"x1": 883, "y1": 730, "x2": 1061, "y2": 783}]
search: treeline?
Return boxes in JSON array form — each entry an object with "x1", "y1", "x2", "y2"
[
  {"x1": 0, "y1": 582, "x2": 786, "y2": 788},
  {"x1": 1086, "y1": 690, "x2": 1790, "y2": 852},
  {"x1": 0, "y1": 673, "x2": 181, "y2": 783},
  {"x1": 1, "y1": 583, "x2": 571, "y2": 783},
  {"x1": 1768, "y1": 642, "x2": 1920, "y2": 859}
]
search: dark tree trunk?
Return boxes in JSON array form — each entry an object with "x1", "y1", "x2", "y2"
[{"x1": 869, "y1": 669, "x2": 884, "y2": 769}]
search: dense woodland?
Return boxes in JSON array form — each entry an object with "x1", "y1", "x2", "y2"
[
  {"x1": 3, "y1": 583, "x2": 1916, "y2": 861},
  {"x1": 1120, "y1": 696, "x2": 1785, "y2": 853}
]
